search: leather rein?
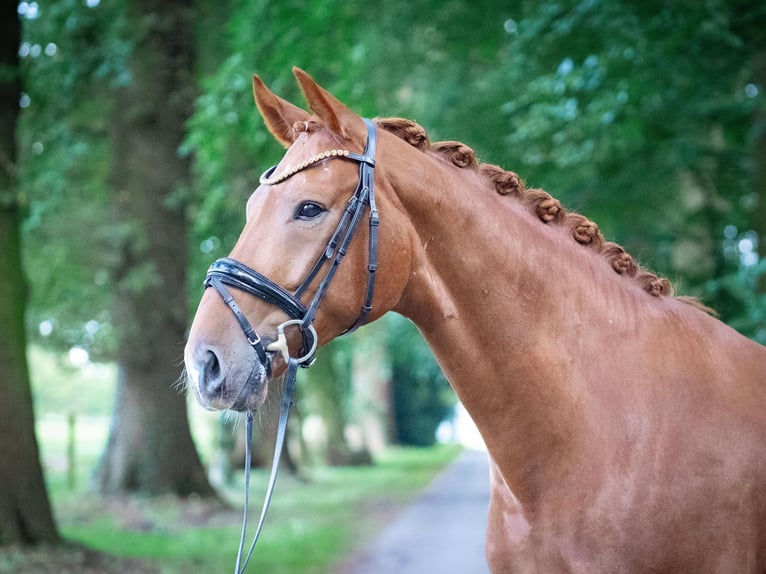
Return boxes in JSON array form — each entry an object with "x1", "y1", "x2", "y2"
[{"x1": 202, "y1": 119, "x2": 379, "y2": 573}]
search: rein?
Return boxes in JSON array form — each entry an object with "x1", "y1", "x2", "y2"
[{"x1": 202, "y1": 119, "x2": 379, "y2": 573}]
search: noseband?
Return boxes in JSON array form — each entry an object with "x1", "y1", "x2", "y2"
[
  {"x1": 204, "y1": 118, "x2": 379, "y2": 373},
  {"x1": 201, "y1": 119, "x2": 379, "y2": 573}
]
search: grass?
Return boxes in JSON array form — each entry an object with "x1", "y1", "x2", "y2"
[
  {"x1": 8, "y1": 416, "x2": 462, "y2": 573},
  {"x1": 60, "y1": 446, "x2": 461, "y2": 573}
]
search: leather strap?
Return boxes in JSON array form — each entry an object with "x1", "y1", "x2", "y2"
[
  {"x1": 298, "y1": 118, "x2": 378, "y2": 333},
  {"x1": 206, "y1": 258, "x2": 307, "y2": 320},
  {"x1": 208, "y1": 277, "x2": 271, "y2": 376},
  {"x1": 346, "y1": 159, "x2": 379, "y2": 334},
  {"x1": 235, "y1": 357, "x2": 299, "y2": 574}
]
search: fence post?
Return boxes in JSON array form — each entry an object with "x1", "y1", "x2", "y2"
[{"x1": 67, "y1": 412, "x2": 76, "y2": 491}]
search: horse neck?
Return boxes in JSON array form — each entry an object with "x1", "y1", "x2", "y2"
[{"x1": 384, "y1": 146, "x2": 643, "y2": 504}]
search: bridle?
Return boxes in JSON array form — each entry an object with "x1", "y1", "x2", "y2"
[
  {"x1": 204, "y1": 118, "x2": 379, "y2": 375},
  {"x1": 202, "y1": 118, "x2": 379, "y2": 573}
]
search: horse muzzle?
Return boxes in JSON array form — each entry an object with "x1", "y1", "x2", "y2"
[{"x1": 185, "y1": 339, "x2": 272, "y2": 411}]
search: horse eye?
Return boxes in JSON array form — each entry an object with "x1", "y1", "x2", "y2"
[{"x1": 296, "y1": 202, "x2": 325, "y2": 220}]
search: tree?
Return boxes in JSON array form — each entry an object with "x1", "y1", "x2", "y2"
[
  {"x1": 386, "y1": 315, "x2": 454, "y2": 447},
  {"x1": 93, "y1": 0, "x2": 214, "y2": 496},
  {"x1": 498, "y1": 0, "x2": 766, "y2": 338},
  {"x1": 0, "y1": 4, "x2": 59, "y2": 545},
  {"x1": 302, "y1": 340, "x2": 373, "y2": 465}
]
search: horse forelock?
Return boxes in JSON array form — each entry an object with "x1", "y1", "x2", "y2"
[
  {"x1": 374, "y1": 116, "x2": 712, "y2": 310},
  {"x1": 292, "y1": 119, "x2": 322, "y2": 134}
]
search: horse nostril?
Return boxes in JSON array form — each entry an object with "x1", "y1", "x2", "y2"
[
  {"x1": 201, "y1": 349, "x2": 224, "y2": 394},
  {"x1": 204, "y1": 350, "x2": 220, "y2": 378}
]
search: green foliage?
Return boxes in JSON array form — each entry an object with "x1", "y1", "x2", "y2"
[
  {"x1": 184, "y1": 0, "x2": 515, "y2": 281},
  {"x1": 19, "y1": 0, "x2": 127, "y2": 359},
  {"x1": 385, "y1": 315, "x2": 455, "y2": 446},
  {"x1": 298, "y1": 337, "x2": 357, "y2": 463},
  {"x1": 499, "y1": 0, "x2": 766, "y2": 334},
  {"x1": 706, "y1": 246, "x2": 766, "y2": 343}
]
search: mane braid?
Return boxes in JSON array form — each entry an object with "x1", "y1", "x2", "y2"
[{"x1": 374, "y1": 116, "x2": 705, "y2": 306}]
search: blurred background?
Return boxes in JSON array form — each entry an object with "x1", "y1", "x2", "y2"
[{"x1": 1, "y1": 0, "x2": 764, "y2": 572}]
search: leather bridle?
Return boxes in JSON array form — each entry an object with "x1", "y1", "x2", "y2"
[
  {"x1": 204, "y1": 118, "x2": 379, "y2": 374},
  {"x1": 201, "y1": 118, "x2": 379, "y2": 573}
]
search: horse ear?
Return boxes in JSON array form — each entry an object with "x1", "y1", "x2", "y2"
[
  {"x1": 252, "y1": 74, "x2": 311, "y2": 148},
  {"x1": 292, "y1": 66, "x2": 366, "y2": 143}
]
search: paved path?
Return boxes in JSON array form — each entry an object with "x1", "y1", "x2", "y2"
[{"x1": 342, "y1": 449, "x2": 491, "y2": 574}]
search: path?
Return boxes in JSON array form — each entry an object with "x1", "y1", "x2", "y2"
[{"x1": 341, "y1": 448, "x2": 491, "y2": 574}]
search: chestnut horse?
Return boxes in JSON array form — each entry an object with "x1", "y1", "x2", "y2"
[{"x1": 185, "y1": 68, "x2": 766, "y2": 572}]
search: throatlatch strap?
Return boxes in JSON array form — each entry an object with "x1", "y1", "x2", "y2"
[{"x1": 234, "y1": 357, "x2": 299, "y2": 574}]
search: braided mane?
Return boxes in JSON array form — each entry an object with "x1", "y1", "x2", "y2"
[{"x1": 374, "y1": 117, "x2": 706, "y2": 307}]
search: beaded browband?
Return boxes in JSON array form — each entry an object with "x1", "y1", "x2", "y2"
[{"x1": 259, "y1": 149, "x2": 368, "y2": 186}]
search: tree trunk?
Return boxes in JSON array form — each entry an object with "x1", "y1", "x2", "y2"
[
  {"x1": 0, "y1": 5, "x2": 59, "y2": 544},
  {"x1": 95, "y1": 0, "x2": 214, "y2": 497},
  {"x1": 349, "y1": 325, "x2": 391, "y2": 459}
]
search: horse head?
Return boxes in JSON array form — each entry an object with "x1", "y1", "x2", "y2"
[{"x1": 184, "y1": 68, "x2": 412, "y2": 411}]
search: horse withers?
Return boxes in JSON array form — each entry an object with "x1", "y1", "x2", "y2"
[{"x1": 185, "y1": 68, "x2": 766, "y2": 572}]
